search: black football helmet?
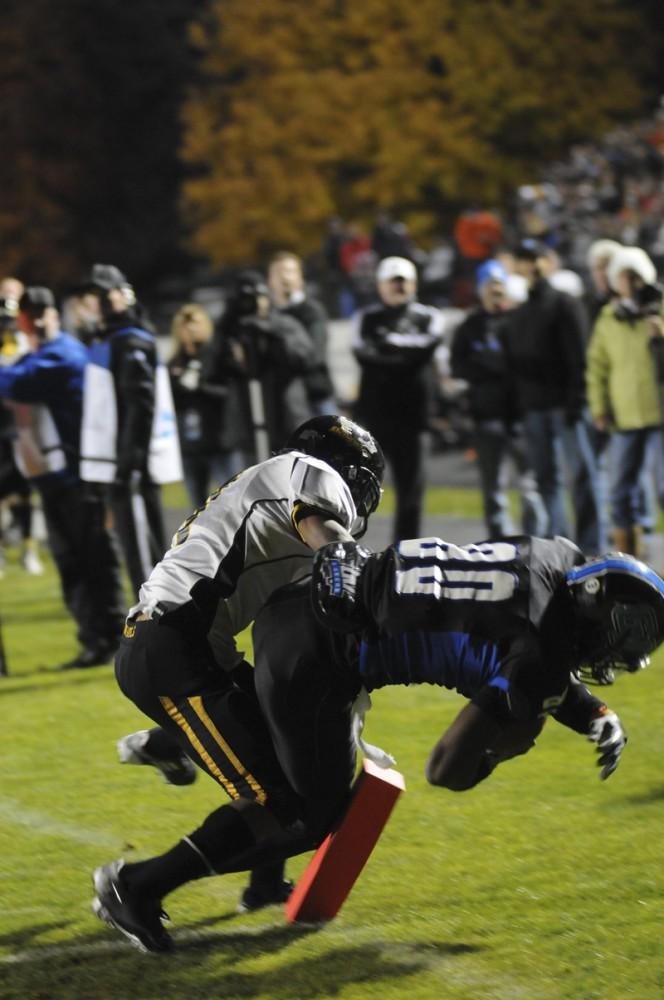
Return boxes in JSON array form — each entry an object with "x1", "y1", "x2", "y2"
[
  {"x1": 566, "y1": 554, "x2": 664, "y2": 685},
  {"x1": 285, "y1": 415, "x2": 385, "y2": 521}
]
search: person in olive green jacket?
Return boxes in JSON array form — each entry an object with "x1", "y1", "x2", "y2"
[{"x1": 586, "y1": 246, "x2": 664, "y2": 556}]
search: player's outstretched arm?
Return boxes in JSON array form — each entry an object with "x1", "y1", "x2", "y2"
[{"x1": 552, "y1": 676, "x2": 627, "y2": 780}]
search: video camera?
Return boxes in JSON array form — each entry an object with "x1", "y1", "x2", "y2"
[{"x1": 616, "y1": 274, "x2": 664, "y2": 320}]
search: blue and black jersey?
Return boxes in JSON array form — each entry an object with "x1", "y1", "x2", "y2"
[{"x1": 356, "y1": 535, "x2": 594, "y2": 723}]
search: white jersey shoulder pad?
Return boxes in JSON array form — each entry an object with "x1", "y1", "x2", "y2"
[{"x1": 288, "y1": 452, "x2": 357, "y2": 530}]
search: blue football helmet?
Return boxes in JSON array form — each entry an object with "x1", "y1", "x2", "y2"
[{"x1": 566, "y1": 554, "x2": 664, "y2": 685}]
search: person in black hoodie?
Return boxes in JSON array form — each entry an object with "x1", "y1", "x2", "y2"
[
  {"x1": 502, "y1": 241, "x2": 606, "y2": 554},
  {"x1": 352, "y1": 256, "x2": 444, "y2": 540},
  {"x1": 451, "y1": 261, "x2": 545, "y2": 539}
]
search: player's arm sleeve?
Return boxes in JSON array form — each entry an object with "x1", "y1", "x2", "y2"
[
  {"x1": 0, "y1": 353, "x2": 58, "y2": 401},
  {"x1": 551, "y1": 673, "x2": 606, "y2": 734},
  {"x1": 115, "y1": 343, "x2": 156, "y2": 474},
  {"x1": 289, "y1": 457, "x2": 356, "y2": 535}
]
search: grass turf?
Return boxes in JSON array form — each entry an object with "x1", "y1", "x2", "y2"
[{"x1": 2, "y1": 498, "x2": 664, "y2": 999}]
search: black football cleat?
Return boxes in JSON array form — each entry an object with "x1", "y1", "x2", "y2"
[
  {"x1": 237, "y1": 879, "x2": 294, "y2": 914},
  {"x1": 117, "y1": 730, "x2": 198, "y2": 786},
  {"x1": 92, "y1": 859, "x2": 172, "y2": 953}
]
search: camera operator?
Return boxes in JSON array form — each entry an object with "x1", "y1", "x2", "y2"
[
  {"x1": 204, "y1": 271, "x2": 316, "y2": 460},
  {"x1": 587, "y1": 246, "x2": 664, "y2": 557}
]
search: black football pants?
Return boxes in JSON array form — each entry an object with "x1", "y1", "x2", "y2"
[
  {"x1": 252, "y1": 583, "x2": 359, "y2": 840},
  {"x1": 115, "y1": 616, "x2": 305, "y2": 828}
]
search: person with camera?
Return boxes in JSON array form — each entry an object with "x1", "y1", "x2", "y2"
[
  {"x1": 586, "y1": 246, "x2": 664, "y2": 557},
  {"x1": 205, "y1": 271, "x2": 316, "y2": 461}
]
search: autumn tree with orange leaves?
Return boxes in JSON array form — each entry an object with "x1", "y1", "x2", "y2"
[{"x1": 180, "y1": 0, "x2": 653, "y2": 266}]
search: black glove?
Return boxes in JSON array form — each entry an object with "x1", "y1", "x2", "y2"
[{"x1": 311, "y1": 541, "x2": 372, "y2": 633}]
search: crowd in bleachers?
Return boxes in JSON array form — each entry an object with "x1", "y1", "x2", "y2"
[{"x1": 2, "y1": 107, "x2": 664, "y2": 667}]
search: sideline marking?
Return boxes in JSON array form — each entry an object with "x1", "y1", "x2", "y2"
[{"x1": 0, "y1": 798, "x2": 118, "y2": 848}]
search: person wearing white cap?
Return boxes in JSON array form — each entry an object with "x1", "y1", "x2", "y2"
[
  {"x1": 586, "y1": 246, "x2": 664, "y2": 556},
  {"x1": 352, "y1": 256, "x2": 445, "y2": 540}
]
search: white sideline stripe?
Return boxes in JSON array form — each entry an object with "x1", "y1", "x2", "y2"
[{"x1": 0, "y1": 799, "x2": 117, "y2": 848}]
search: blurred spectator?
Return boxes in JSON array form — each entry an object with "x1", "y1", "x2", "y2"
[
  {"x1": 0, "y1": 287, "x2": 125, "y2": 667},
  {"x1": 80, "y1": 264, "x2": 181, "y2": 597},
  {"x1": 205, "y1": 270, "x2": 315, "y2": 460},
  {"x1": 451, "y1": 260, "x2": 545, "y2": 539},
  {"x1": 541, "y1": 248, "x2": 585, "y2": 299},
  {"x1": 0, "y1": 287, "x2": 43, "y2": 576},
  {"x1": 352, "y1": 256, "x2": 445, "y2": 540},
  {"x1": 169, "y1": 304, "x2": 240, "y2": 507},
  {"x1": 371, "y1": 212, "x2": 420, "y2": 261},
  {"x1": 494, "y1": 248, "x2": 529, "y2": 305},
  {"x1": 268, "y1": 251, "x2": 336, "y2": 415},
  {"x1": 586, "y1": 247, "x2": 664, "y2": 557},
  {"x1": 586, "y1": 239, "x2": 622, "y2": 319},
  {"x1": 61, "y1": 288, "x2": 104, "y2": 345},
  {"x1": 339, "y1": 224, "x2": 376, "y2": 317},
  {"x1": 420, "y1": 236, "x2": 455, "y2": 306},
  {"x1": 502, "y1": 240, "x2": 606, "y2": 553},
  {"x1": 320, "y1": 216, "x2": 348, "y2": 318}
]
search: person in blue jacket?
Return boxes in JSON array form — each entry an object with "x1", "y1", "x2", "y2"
[{"x1": 0, "y1": 287, "x2": 125, "y2": 667}]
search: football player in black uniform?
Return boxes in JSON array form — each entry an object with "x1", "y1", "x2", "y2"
[
  {"x1": 92, "y1": 416, "x2": 385, "y2": 950},
  {"x1": 92, "y1": 530, "x2": 664, "y2": 953}
]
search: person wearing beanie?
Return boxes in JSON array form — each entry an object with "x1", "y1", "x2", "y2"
[
  {"x1": 451, "y1": 260, "x2": 546, "y2": 539},
  {"x1": 586, "y1": 246, "x2": 664, "y2": 557}
]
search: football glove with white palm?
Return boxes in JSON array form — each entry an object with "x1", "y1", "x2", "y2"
[{"x1": 587, "y1": 708, "x2": 627, "y2": 780}]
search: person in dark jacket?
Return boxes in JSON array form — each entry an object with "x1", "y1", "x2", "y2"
[
  {"x1": 451, "y1": 260, "x2": 545, "y2": 538},
  {"x1": 268, "y1": 251, "x2": 336, "y2": 415},
  {"x1": 502, "y1": 241, "x2": 606, "y2": 553},
  {"x1": 168, "y1": 304, "x2": 242, "y2": 507},
  {"x1": 80, "y1": 265, "x2": 171, "y2": 597},
  {"x1": 0, "y1": 288, "x2": 125, "y2": 667},
  {"x1": 352, "y1": 256, "x2": 445, "y2": 540},
  {"x1": 205, "y1": 271, "x2": 316, "y2": 461}
]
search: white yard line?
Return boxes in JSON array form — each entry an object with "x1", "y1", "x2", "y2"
[{"x1": 0, "y1": 798, "x2": 118, "y2": 848}]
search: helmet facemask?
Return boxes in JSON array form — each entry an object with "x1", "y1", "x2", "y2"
[{"x1": 567, "y1": 556, "x2": 664, "y2": 685}]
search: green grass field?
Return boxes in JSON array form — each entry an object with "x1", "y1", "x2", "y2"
[{"x1": 2, "y1": 489, "x2": 664, "y2": 1000}]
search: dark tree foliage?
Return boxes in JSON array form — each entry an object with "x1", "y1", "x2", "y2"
[{"x1": 0, "y1": 0, "x2": 199, "y2": 289}]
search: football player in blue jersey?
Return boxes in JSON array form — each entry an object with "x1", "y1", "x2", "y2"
[{"x1": 301, "y1": 535, "x2": 664, "y2": 792}]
